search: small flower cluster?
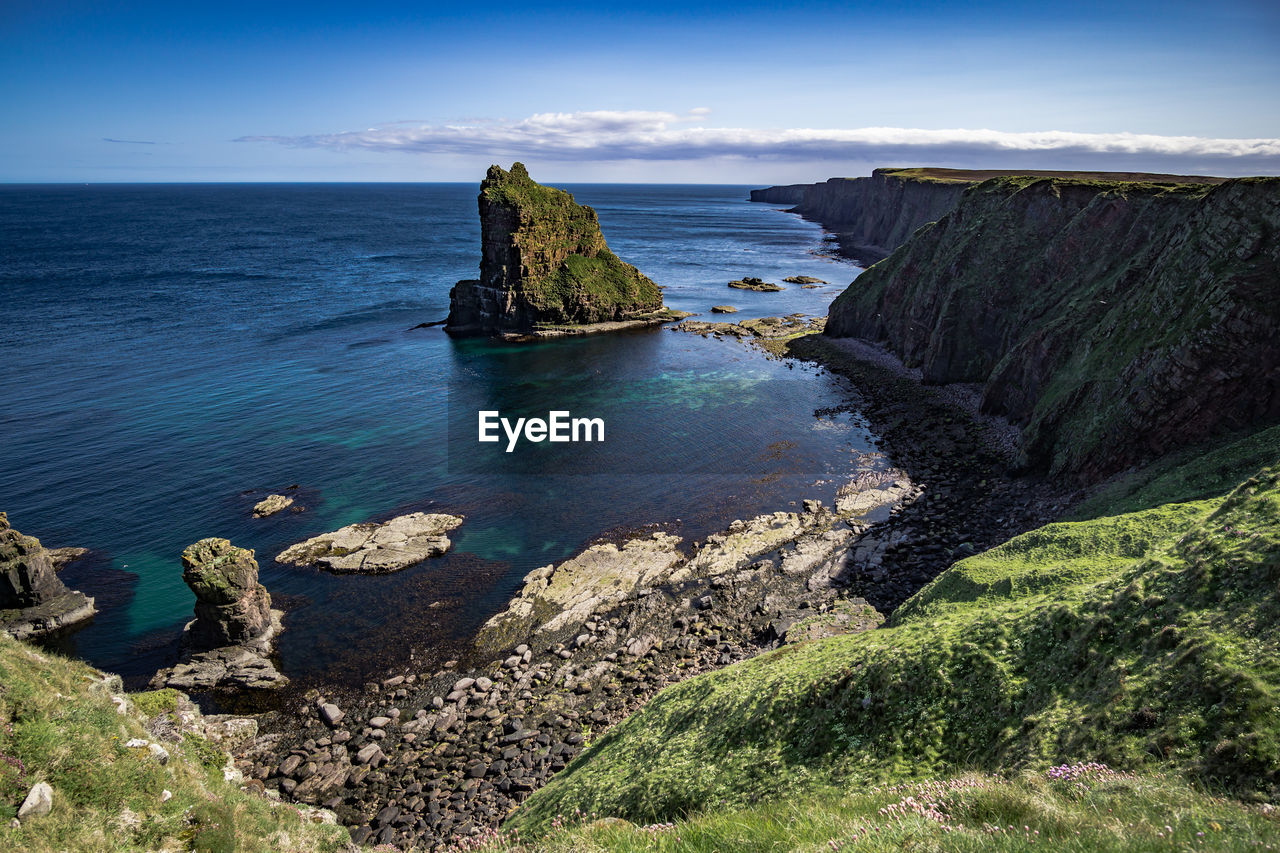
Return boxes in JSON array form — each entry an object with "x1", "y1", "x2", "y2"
[
  {"x1": 640, "y1": 822, "x2": 676, "y2": 834},
  {"x1": 1046, "y1": 762, "x2": 1117, "y2": 783},
  {"x1": 878, "y1": 794, "x2": 957, "y2": 830},
  {"x1": 443, "y1": 825, "x2": 514, "y2": 852}
]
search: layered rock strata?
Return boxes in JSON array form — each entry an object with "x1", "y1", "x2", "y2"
[
  {"x1": 446, "y1": 163, "x2": 670, "y2": 336},
  {"x1": 0, "y1": 512, "x2": 96, "y2": 640}
]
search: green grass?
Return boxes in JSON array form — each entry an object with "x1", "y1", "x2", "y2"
[
  {"x1": 470, "y1": 769, "x2": 1278, "y2": 852},
  {"x1": 0, "y1": 637, "x2": 349, "y2": 852},
  {"x1": 1071, "y1": 424, "x2": 1280, "y2": 520},
  {"x1": 507, "y1": 467, "x2": 1280, "y2": 834}
]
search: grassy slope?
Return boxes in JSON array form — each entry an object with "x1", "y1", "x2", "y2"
[
  {"x1": 507, "y1": 466, "x2": 1280, "y2": 835},
  {"x1": 483, "y1": 770, "x2": 1278, "y2": 852},
  {"x1": 0, "y1": 637, "x2": 349, "y2": 853}
]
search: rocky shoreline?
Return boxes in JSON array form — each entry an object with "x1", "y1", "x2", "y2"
[{"x1": 226, "y1": 331, "x2": 1076, "y2": 850}]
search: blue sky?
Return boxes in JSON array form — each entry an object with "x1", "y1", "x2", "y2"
[{"x1": 2, "y1": 0, "x2": 1278, "y2": 182}]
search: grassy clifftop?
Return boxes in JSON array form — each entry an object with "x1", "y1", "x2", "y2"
[
  {"x1": 0, "y1": 637, "x2": 349, "y2": 852},
  {"x1": 506, "y1": 463, "x2": 1280, "y2": 835}
]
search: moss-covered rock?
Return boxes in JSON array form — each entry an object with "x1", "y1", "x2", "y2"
[{"x1": 446, "y1": 163, "x2": 665, "y2": 335}]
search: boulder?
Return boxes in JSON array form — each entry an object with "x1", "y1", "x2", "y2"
[
  {"x1": 276, "y1": 512, "x2": 464, "y2": 574},
  {"x1": 17, "y1": 781, "x2": 52, "y2": 820}
]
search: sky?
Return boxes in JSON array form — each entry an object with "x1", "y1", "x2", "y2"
[{"x1": 2, "y1": 0, "x2": 1278, "y2": 183}]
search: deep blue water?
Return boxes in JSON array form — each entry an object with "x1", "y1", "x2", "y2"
[{"x1": 0, "y1": 183, "x2": 871, "y2": 687}]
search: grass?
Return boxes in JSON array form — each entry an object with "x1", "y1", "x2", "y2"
[
  {"x1": 504, "y1": 466, "x2": 1280, "y2": 835},
  {"x1": 1070, "y1": 424, "x2": 1280, "y2": 521},
  {"x1": 462, "y1": 768, "x2": 1278, "y2": 852},
  {"x1": 0, "y1": 636, "x2": 349, "y2": 852}
]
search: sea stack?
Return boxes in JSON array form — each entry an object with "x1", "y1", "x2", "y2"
[
  {"x1": 151, "y1": 538, "x2": 287, "y2": 690},
  {"x1": 0, "y1": 511, "x2": 96, "y2": 641},
  {"x1": 445, "y1": 163, "x2": 668, "y2": 336}
]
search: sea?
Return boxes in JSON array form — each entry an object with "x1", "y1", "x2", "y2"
[{"x1": 0, "y1": 182, "x2": 876, "y2": 689}]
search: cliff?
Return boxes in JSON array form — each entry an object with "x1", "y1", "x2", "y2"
[
  {"x1": 747, "y1": 183, "x2": 808, "y2": 204},
  {"x1": 825, "y1": 175, "x2": 1280, "y2": 480},
  {"x1": 446, "y1": 163, "x2": 666, "y2": 336},
  {"x1": 755, "y1": 167, "x2": 1226, "y2": 265}
]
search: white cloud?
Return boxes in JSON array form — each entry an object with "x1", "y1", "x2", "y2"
[{"x1": 238, "y1": 110, "x2": 1280, "y2": 175}]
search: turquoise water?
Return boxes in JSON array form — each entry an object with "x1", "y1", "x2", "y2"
[{"x1": 0, "y1": 183, "x2": 872, "y2": 686}]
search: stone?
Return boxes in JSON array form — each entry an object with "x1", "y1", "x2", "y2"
[
  {"x1": 0, "y1": 512, "x2": 96, "y2": 641},
  {"x1": 710, "y1": 305, "x2": 739, "y2": 313},
  {"x1": 252, "y1": 494, "x2": 295, "y2": 518},
  {"x1": 319, "y1": 703, "x2": 344, "y2": 727},
  {"x1": 782, "y1": 275, "x2": 827, "y2": 284},
  {"x1": 17, "y1": 782, "x2": 52, "y2": 820},
  {"x1": 727, "y1": 277, "x2": 783, "y2": 292},
  {"x1": 369, "y1": 716, "x2": 391, "y2": 729},
  {"x1": 445, "y1": 163, "x2": 670, "y2": 337},
  {"x1": 356, "y1": 744, "x2": 384, "y2": 765},
  {"x1": 276, "y1": 512, "x2": 464, "y2": 574}
]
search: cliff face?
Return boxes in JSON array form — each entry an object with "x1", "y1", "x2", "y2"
[
  {"x1": 446, "y1": 163, "x2": 664, "y2": 335},
  {"x1": 748, "y1": 184, "x2": 809, "y2": 204},
  {"x1": 791, "y1": 170, "x2": 970, "y2": 263},
  {"x1": 826, "y1": 175, "x2": 1280, "y2": 480}
]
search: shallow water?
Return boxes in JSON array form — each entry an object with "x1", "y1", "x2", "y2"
[{"x1": 0, "y1": 182, "x2": 872, "y2": 686}]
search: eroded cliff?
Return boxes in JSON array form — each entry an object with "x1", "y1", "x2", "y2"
[
  {"x1": 825, "y1": 175, "x2": 1280, "y2": 480},
  {"x1": 446, "y1": 163, "x2": 665, "y2": 336}
]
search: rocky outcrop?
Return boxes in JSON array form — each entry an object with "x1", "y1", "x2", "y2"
[
  {"x1": 276, "y1": 511, "x2": 463, "y2": 574},
  {"x1": 446, "y1": 163, "x2": 668, "y2": 336},
  {"x1": 0, "y1": 512, "x2": 95, "y2": 641},
  {"x1": 825, "y1": 175, "x2": 1280, "y2": 480},
  {"x1": 727, "y1": 277, "x2": 783, "y2": 291},
  {"x1": 252, "y1": 494, "x2": 294, "y2": 517},
  {"x1": 476, "y1": 470, "x2": 916, "y2": 653},
  {"x1": 151, "y1": 538, "x2": 285, "y2": 691},
  {"x1": 748, "y1": 184, "x2": 809, "y2": 204}
]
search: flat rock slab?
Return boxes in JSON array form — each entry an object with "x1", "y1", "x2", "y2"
[
  {"x1": 1, "y1": 590, "x2": 96, "y2": 641},
  {"x1": 253, "y1": 494, "x2": 295, "y2": 517},
  {"x1": 276, "y1": 512, "x2": 464, "y2": 574}
]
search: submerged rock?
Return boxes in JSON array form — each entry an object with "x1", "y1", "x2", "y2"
[
  {"x1": 782, "y1": 275, "x2": 827, "y2": 284},
  {"x1": 151, "y1": 538, "x2": 286, "y2": 691},
  {"x1": 0, "y1": 512, "x2": 96, "y2": 641},
  {"x1": 252, "y1": 494, "x2": 295, "y2": 518},
  {"x1": 276, "y1": 511, "x2": 463, "y2": 574},
  {"x1": 446, "y1": 163, "x2": 668, "y2": 336}
]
